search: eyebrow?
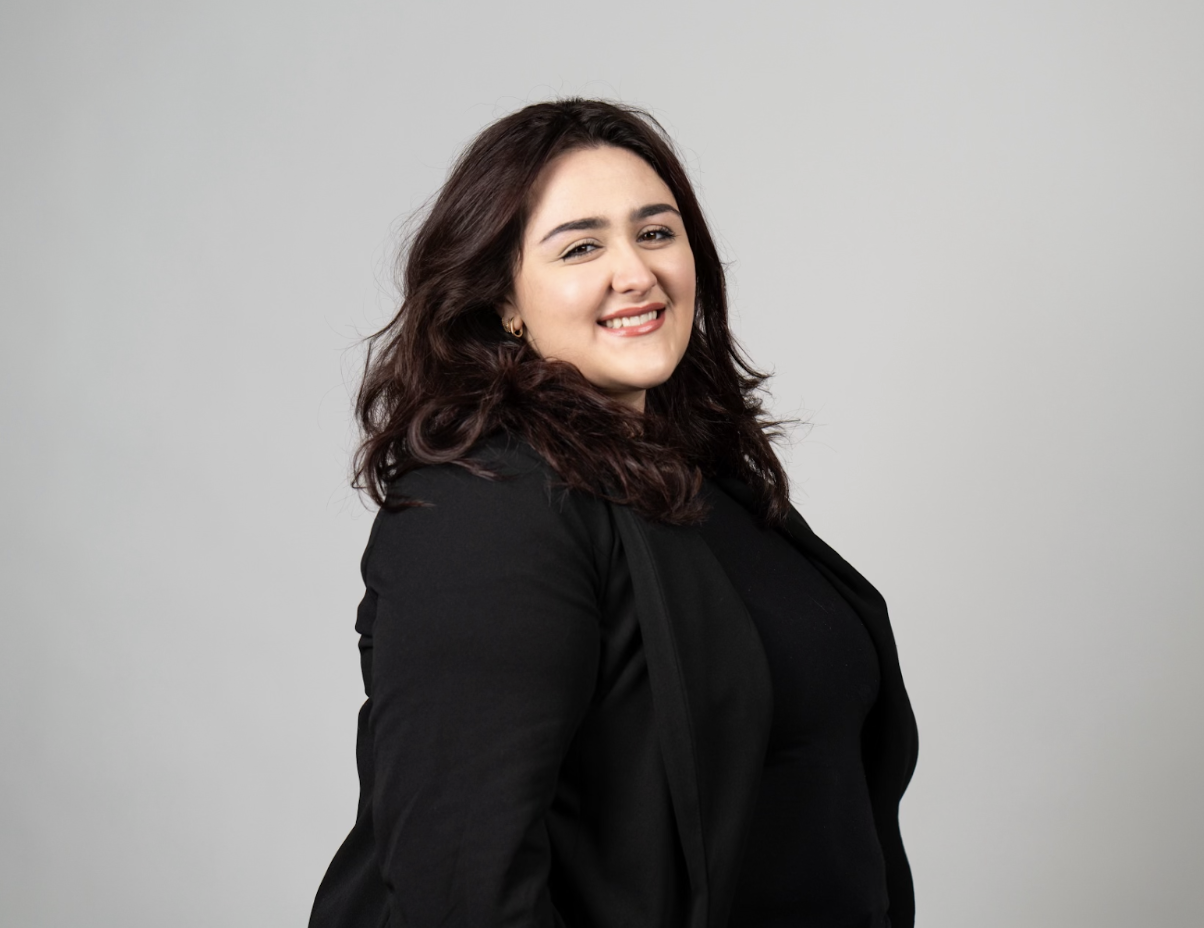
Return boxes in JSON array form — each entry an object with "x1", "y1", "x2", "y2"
[{"x1": 537, "y1": 203, "x2": 681, "y2": 245}]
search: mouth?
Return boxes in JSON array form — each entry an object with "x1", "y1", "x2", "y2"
[{"x1": 598, "y1": 303, "x2": 666, "y2": 336}]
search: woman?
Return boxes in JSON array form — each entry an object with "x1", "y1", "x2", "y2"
[{"x1": 309, "y1": 99, "x2": 918, "y2": 928}]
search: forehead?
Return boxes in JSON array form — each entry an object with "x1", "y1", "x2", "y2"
[{"x1": 526, "y1": 146, "x2": 677, "y2": 230}]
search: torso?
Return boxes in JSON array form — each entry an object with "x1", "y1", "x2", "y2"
[{"x1": 695, "y1": 477, "x2": 890, "y2": 926}]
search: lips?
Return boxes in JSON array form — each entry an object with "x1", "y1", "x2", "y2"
[
  {"x1": 601, "y1": 308, "x2": 661, "y2": 329},
  {"x1": 597, "y1": 303, "x2": 667, "y2": 338},
  {"x1": 598, "y1": 301, "x2": 666, "y2": 329}
]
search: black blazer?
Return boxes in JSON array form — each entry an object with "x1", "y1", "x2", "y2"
[{"x1": 309, "y1": 433, "x2": 919, "y2": 928}]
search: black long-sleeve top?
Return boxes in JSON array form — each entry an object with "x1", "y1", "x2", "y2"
[{"x1": 696, "y1": 478, "x2": 890, "y2": 927}]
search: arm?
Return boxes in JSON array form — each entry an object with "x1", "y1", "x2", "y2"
[{"x1": 363, "y1": 461, "x2": 603, "y2": 927}]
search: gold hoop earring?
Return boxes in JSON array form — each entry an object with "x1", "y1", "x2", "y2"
[{"x1": 504, "y1": 317, "x2": 524, "y2": 338}]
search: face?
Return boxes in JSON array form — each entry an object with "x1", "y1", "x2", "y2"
[{"x1": 503, "y1": 145, "x2": 696, "y2": 411}]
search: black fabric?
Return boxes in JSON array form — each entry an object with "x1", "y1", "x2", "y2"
[
  {"x1": 716, "y1": 476, "x2": 919, "y2": 928},
  {"x1": 308, "y1": 433, "x2": 918, "y2": 928},
  {"x1": 696, "y1": 479, "x2": 889, "y2": 927}
]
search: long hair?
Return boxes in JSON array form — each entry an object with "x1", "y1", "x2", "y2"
[{"x1": 354, "y1": 98, "x2": 792, "y2": 525}]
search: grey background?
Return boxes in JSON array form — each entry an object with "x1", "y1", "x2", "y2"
[{"x1": 3, "y1": 2, "x2": 1201, "y2": 926}]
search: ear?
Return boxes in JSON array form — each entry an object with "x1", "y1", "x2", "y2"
[{"x1": 497, "y1": 298, "x2": 521, "y2": 330}]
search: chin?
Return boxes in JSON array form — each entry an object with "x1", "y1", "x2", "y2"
[
  {"x1": 610, "y1": 366, "x2": 678, "y2": 393},
  {"x1": 588, "y1": 350, "x2": 688, "y2": 398}
]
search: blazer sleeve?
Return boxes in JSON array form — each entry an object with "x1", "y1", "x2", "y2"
[{"x1": 360, "y1": 460, "x2": 604, "y2": 927}]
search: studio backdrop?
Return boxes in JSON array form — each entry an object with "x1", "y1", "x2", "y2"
[{"x1": 2, "y1": 2, "x2": 1201, "y2": 926}]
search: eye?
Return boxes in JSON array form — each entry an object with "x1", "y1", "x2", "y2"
[
  {"x1": 560, "y1": 240, "x2": 600, "y2": 261},
  {"x1": 638, "y1": 225, "x2": 676, "y2": 245}
]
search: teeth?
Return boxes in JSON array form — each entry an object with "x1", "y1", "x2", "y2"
[{"x1": 603, "y1": 310, "x2": 659, "y2": 329}]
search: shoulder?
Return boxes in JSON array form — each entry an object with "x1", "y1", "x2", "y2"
[
  {"x1": 387, "y1": 430, "x2": 554, "y2": 504},
  {"x1": 385, "y1": 430, "x2": 607, "y2": 536},
  {"x1": 364, "y1": 431, "x2": 615, "y2": 588}
]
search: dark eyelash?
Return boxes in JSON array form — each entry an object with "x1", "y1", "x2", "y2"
[
  {"x1": 561, "y1": 241, "x2": 599, "y2": 260},
  {"x1": 561, "y1": 227, "x2": 675, "y2": 260}
]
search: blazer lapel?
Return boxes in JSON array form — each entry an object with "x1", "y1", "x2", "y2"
[{"x1": 609, "y1": 503, "x2": 774, "y2": 928}]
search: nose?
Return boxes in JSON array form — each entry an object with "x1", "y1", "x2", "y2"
[{"x1": 610, "y1": 241, "x2": 657, "y2": 296}]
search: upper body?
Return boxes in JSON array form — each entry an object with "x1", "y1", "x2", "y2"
[
  {"x1": 309, "y1": 433, "x2": 918, "y2": 928},
  {"x1": 310, "y1": 97, "x2": 918, "y2": 927}
]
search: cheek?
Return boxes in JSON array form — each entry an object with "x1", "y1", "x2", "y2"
[
  {"x1": 673, "y1": 266, "x2": 697, "y2": 348},
  {"x1": 527, "y1": 272, "x2": 606, "y2": 327},
  {"x1": 669, "y1": 249, "x2": 696, "y2": 298},
  {"x1": 671, "y1": 258, "x2": 697, "y2": 320},
  {"x1": 561, "y1": 276, "x2": 605, "y2": 318}
]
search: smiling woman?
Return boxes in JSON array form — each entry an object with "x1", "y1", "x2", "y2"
[
  {"x1": 503, "y1": 146, "x2": 696, "y2": 408},
  {"x1": 308, "y1": 99, "x2": 919, "y2": 928},
  {"x1": 348, "y1": 98, "x2": 790, "y2": 526}
]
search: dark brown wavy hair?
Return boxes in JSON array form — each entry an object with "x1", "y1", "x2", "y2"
[{"x1": 354, "y1": 98, "x2": 792, "y2": 525}]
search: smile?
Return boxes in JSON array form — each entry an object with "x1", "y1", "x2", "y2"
[{"x1": 598, "y1": 305, "x2": 666, "y2": 337}]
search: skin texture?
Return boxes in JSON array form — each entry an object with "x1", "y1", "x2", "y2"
[{"x1": 502, "y1": 145, "x2": 697, "y2": 411}]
